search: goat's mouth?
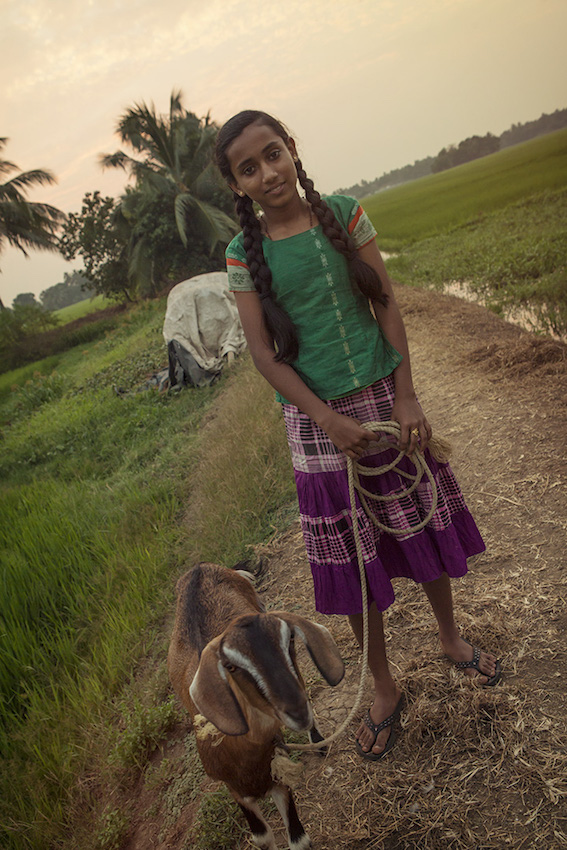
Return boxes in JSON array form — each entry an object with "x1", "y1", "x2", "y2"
[{"x1": 276, "y1": 702, "x2": 313, "y2": 732}]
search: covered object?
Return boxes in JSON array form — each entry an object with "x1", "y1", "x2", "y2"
[{"x1": 163, "y1": 272, "x2": 247, "y2": 388}]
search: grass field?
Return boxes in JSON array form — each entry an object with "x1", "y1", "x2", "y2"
[
  {"x1": 386, "y1": 187, "x2": 567, "y2": 337},
  {"x1": 364, "y1": 130, "x2": 567, "y2": 337},
  {"x1": 365, "y1": 128, "x2": 567, "y2": 250},
  {"x1": 54, "y1": 294, "x2": 113, "y2": 322}
]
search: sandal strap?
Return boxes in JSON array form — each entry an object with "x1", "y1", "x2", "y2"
[
  {"x1": 454, "y1": 646, "x2": 481, "y2": 671},
  {"x1": 363, "y1": 701, "x2": 401, "y2": 736}
]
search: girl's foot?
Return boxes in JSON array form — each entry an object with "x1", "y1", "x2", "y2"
[
  {"x1": 441, "y1": 634, "x2": 499, "y2": 685},
  {"x1": 355, "y1": 687, "x2": 403, "y2": 756}
]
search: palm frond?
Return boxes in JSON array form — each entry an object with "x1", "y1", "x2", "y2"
[
  {"x1": 0, "y1": 140, "x2": 64, "y2": 262},
  {"x1": 0, "y1": 159, "x2": 18, "y2": 177},
  {"x1": 99, "y1": 150, "x2": 133, "y2": 171},
  {"x1": 182, "y1": 123, "x2": 216, "y2": 186},
  {"x1": 1, "y1": 215, "x2": 61, "y2": 255},
  {"x1": 139, "y1": 170, "x2": 174, "y2": 195},
  {"x1": 192, "y1": 162, "x2": 223, "y2": 201},
  {"x1": 127, "y1": 234, "x2": 155, "y2": 296},
  {"x1": 174, "y1": 193, "x2": 238, "y2": 252},
  {"x1": 0, "y1": 169, "x2": 57, "y2": 196},
  {"x1": 170, "y1": 90, "x2": 184, "y2": 120},
  {"x1": 117, "y1": 102, "x2": 176, "y2": 171}
]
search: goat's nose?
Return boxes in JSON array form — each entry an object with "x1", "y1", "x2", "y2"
[{"x1": 282, "y1": 702, "x2": 313, "y2": 731}]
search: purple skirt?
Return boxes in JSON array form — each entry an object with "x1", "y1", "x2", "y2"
[{"x1": 282, "y1": 375, "x2": 485, "y2": 615}]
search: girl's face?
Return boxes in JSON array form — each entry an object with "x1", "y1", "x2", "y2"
[{"x1": 226, "y1": 120, "x2": 299, "y2": 210}]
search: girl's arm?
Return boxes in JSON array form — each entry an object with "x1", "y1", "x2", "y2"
[
  {"x1": 234, "y1": 290, "x2": 380, "y2": 459},
  {"x1": 357, "y1": 238, "x2": 432, "y2": 454}
]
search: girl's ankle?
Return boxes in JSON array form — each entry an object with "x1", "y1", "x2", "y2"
[
  {"x1": 371, "y1": 680, "x2": 400, "y2": 701},
  {"x1": 438, "y1": 628, "x2": 461, "y2": 646}
]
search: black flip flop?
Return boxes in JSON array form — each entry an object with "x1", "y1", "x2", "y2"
[
  {"x1": 448, "y1": 642, "x2": 502, "y2": 687},
  {"x1": 355, "y1": 695, "x2": 404, "y2": 762}
]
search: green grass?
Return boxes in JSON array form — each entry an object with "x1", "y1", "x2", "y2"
[
  {"x1": 192, "y1": 788, "x2": 249, "y2": 850},
  {"x1": 386, "y1": 188, "x2": 567, "y2": 337},
  {"x1": 0, "y1": 298, "x2": 296, "y2": 850},
  {"x1": 365, "y1": 128, "x2": 567, "y2": 250},
  {"x1": 54, "y1": 294, "x2": 113, "y2": 322},
  {"x1": 0, "y1": 301, "x2": 167, "y2": 425},
  {"x1": 362, "y1": 130, "x2": 567, "y2": 337}
]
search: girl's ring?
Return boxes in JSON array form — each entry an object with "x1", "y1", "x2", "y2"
[{"x1": 411, "y1": 428, "x2": 420, "y2": 437}]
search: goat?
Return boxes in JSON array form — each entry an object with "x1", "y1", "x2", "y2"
[{"x1": 167, "y1": 562, "x2": 345, "y2": 850}]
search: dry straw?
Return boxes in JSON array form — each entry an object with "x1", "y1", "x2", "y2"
[{"x1": 256, "y1": 524, "x2": 567, "y2": 850}]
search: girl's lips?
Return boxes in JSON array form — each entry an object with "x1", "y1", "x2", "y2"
[{"x1": 265, "y1": 183, "x2": 285, "y2": 195}]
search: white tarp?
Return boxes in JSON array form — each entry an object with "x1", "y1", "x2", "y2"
[{"x1": 162, "y1": 272, "x2": 247, "y2": 373}]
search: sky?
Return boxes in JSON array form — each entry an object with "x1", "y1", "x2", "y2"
[{"x1": 1, "y1": 0, "x2": 566, "y2": 306}]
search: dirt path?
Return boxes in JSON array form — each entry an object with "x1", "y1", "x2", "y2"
[{"x1": 121, "y1": 286, "x2": 567, "y2": 850}]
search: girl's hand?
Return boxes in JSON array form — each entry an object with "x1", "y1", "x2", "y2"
[
  {"x1": 391, "y1": 395, "x2": 432, "y2": 455},
  {"x1": 319, "y1": 411, "x2": 380, "y2": 460}
]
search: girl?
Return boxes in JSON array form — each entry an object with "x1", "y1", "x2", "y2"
[{"x1": 215, "y1": 110, "x2": 501, "y2": 761}]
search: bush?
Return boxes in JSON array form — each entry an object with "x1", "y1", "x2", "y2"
[
  {"x1": 0, "y1": 309, "x2": 124, "y2": 374},
  {"x1": 9, "y1": 371, "x2": 66, "y2": 417}
]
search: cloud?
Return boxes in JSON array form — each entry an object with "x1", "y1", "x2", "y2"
[{"x1": 2, "y1": 0, "x2": 407, "y2": 100}]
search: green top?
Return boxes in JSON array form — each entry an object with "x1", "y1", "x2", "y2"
[{"x1": 226, "y1": 194, "x2": 402, "y2": 403}]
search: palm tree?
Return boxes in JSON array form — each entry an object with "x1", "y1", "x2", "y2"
[
  {"x1": 0, "y1": 139, "x2": 65, "y2": 306},
  {"x1": 100, "y1": 91, "x2": 237, "y2": 292}
]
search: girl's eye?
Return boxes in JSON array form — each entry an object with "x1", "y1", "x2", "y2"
[
  {"x1": 268, "y1": 149, "x2": 281, "y2": 160},
  {"x1": 243, "y1": 165, "x2": 255, "y2": 176}
]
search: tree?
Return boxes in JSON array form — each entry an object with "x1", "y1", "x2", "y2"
[
  {"x1": 59, "y1": 192, "x2": 133, "y2": 301},
  {"x1": 0, "y1": 138, "x2": 65, "y2": 306},
  {"x1": 99, "y1": 91, "x2": 237, "y2": 294},
  {"x1": 0, "y1": 302, "x2": 59, "y2": 371},
  {"x1": 432, "y1": 134, "x2": 500, "y2": 173},
  {"x1": 12, "y1": 292, "x2": 38, "y2": 307},
  {"x1": 40, "y1": 271, "x2": 93, "y2": 311}
]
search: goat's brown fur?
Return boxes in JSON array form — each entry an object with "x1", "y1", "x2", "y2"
[{"x1": 167, "y1": 562, "x2": 344, "y2": 848}]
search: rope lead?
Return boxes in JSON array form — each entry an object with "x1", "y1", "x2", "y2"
[{"x1": 286, "y1": 420, "x2": 439, "y2": 752}]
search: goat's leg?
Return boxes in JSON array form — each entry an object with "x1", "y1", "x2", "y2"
[
  {"x1": 231, "y1": 792, "x2": 277, "y2": 850},
  {"x1": 309, "y1": 722, "x2": 328, "y2": 754},
  {"x1": 271, "y1": 784, "x2": 311, "y2": 850}
]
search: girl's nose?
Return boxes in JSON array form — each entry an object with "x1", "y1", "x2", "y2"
[{"x1": 261, "y1": 162, "x2": 278, "y2": 183}]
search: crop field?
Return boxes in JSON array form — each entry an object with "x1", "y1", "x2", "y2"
[
  {"x1": 386, "y1": 187, "x2": 567, "y2": 338},
  {"x1": 365, "y1": 128, "x2": 567, "y2": 250},
  {"x1": 364, "y1": 130, "x2": 567, "y2": 337}
]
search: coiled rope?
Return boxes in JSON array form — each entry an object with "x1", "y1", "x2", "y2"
[{"x1": 286, "y1": 420, "x2": 439, "y2": 752}]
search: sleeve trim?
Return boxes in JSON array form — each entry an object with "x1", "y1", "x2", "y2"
[
  {"x1": 348, "y1": 205, "x2": 364, "y2": 234},
  {"x1": 227, "y1": 257, "x2": 249, "y2": 270}
]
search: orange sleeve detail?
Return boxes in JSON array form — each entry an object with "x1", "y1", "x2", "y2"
[
  {"x1": 226, "y1": 257, "x2": 249, "y2": 270},
  {"x1": 347, "y1": 205, "x2": 363, "y2": 234}
]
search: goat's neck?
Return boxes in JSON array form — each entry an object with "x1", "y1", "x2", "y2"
[{"x1": 237, "y1": 692, "x2": 281, "y2": 744}]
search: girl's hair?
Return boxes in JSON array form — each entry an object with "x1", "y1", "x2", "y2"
[{"x1": 215, "y1": 109, "x2": 388, "y2": 363}]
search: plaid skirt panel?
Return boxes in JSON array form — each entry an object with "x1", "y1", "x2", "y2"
[{"x1": 282, "y1": 375, "x2": 486, "y2": 615}]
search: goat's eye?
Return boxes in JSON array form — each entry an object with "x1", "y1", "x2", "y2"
[{"x1": 223, "y1": 662, "x2": 237, "y2": 673}]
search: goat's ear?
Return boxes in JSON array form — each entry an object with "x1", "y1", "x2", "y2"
[
  {"x1": 273, "y1": 612, "x2": 345, "y2": 686},
  {"x1": 189, "y1": 640, "x2": 249, "y2": 736}
]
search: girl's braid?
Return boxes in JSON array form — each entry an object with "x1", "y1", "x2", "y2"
[
  {"x1": 235, "y1": 192, "x2": 299, "y2": 362},
  {"x1": 295, "y1": 157, "x2": 388, "y2": 308}
]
